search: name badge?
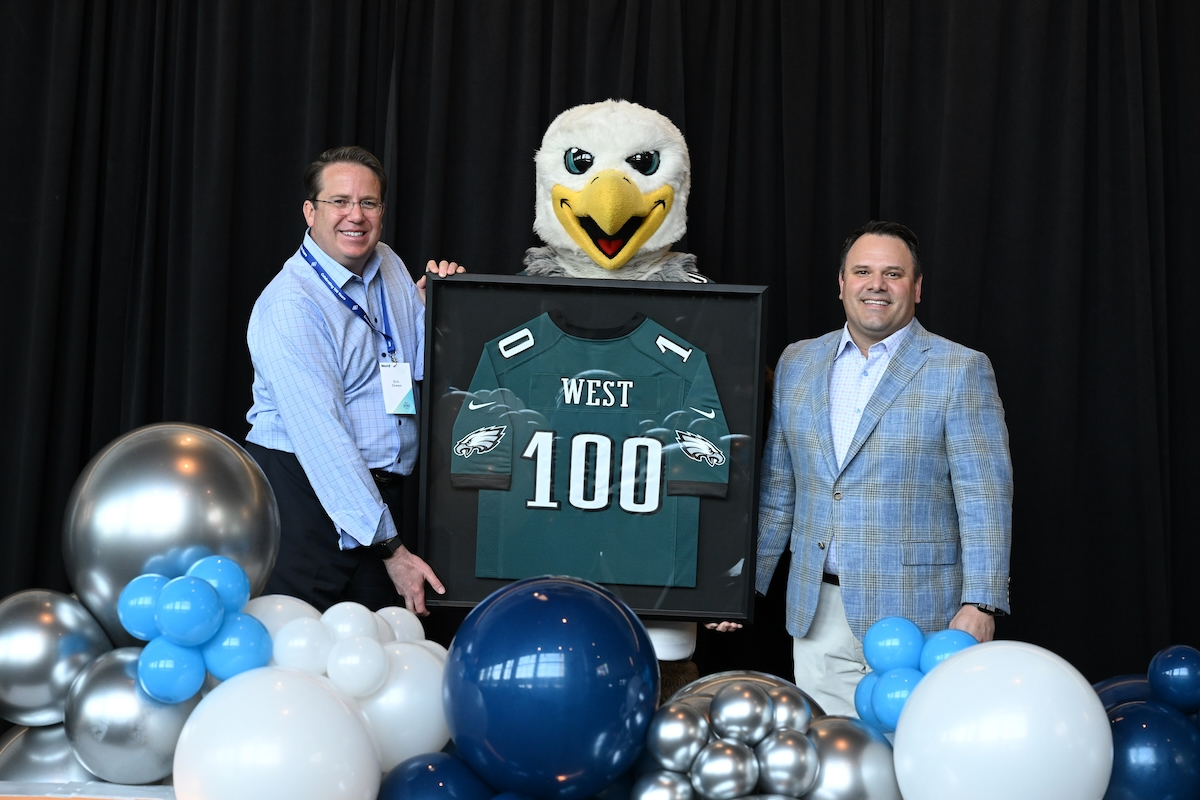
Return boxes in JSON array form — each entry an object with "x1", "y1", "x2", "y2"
[{"x1": 380, "y1": 361, "x2": 416, "y2": 415}]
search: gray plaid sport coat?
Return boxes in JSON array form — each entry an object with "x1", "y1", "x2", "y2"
[{"x1": 756, "y1": 318, "x2": 1012, "y2": 640}]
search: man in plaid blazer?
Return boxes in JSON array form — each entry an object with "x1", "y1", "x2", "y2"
[{"x1": 754, "y1": 221, "x2": 1012, "y2": 715}]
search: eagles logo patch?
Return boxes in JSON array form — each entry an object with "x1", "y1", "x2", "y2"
[
  {"x1": 454, "y1": 425, "x2": 507, "y2": 458},
  {"x1": 675, "y1": 430, "x2": 726, "y2": 466}
]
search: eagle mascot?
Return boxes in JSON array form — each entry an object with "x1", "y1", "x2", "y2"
[
  {"x1": 522, "y1": 99, "x2": 710, "y2": 283},
  {"x1": 522, "y1": 99, "x2": 708, "y2": 695}
]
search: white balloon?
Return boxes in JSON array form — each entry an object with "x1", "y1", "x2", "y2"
[
  {"x1": 327, "y1": 636, "x2": 388, "y2": 698},
  {"x1": 244, "y1": 594, "x2": 320, "y2": 638},
  {"x1": 893, "y1": 640, "x2": 1113, "y2": 800},
  {"x1": 173, "y1": 666, "x2": 380, "y2": 800},
  {"x1": 373, "y1": 614, "x2": 396, "y2": 643},
  {"x1": 273, "y1": 617, "x2": 335, "y2": 675},
  {"x1": 322, "y1": 602, "x2": 379, "y2": 642},
  {"x1": 375, "y1": 606, "x2": 424, "y2": 643},
  {"x1": 360, "y1": 642, "x2": 450, "y2": 771},
  {"x1": 415, "y1": 639, "x2": 448, "y2": 664}
]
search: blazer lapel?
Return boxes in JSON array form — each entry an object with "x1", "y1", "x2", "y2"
[
  {"x1": 838, "y1": 319, "x2": 932, "y2": 472},
  {"x1": 808, "y1": 334, "x2": 842, "y2": 477}
]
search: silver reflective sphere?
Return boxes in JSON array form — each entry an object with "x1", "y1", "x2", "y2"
[
  {"x1": 62, "y1": 423, "x2": 280, "y2": 645},
  {"x1": 646, "y1": 702, "x2": 711, "y2": 772},
  {"x1": 709, "y1": 681, "x2": 774, "y2": 745},
  {"x1": 767, "y1": 685, "x2": 814, "y2": 733},
  {"x1": 690, "y1": 739, "x2": 759, "y2": 800},
  {"x1": 64, "y1": 647, "x2": 200, "y2": 784},
  {"x1": 804, "y1": 716, "x2": 901, "y2": 800},
  {"x1": 632, "y1": 769, "x2": 696, "y2": 800},
  {"x1": 0, "y1": 590, "x2": 112, "y2": 726},
  {"x1": 755, "y1": 728, "x2": 820, "y2": 797},
  {"x1": 670, "y1": 670, "x2": 826, "y2": 718},
  {"x1": 0, "y1": 724, "x2": 99, "y2": 782}
]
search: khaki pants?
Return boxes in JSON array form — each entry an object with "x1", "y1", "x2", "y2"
[{"x1": 791, "y1": 582, "x2": 869, "y2": 717}]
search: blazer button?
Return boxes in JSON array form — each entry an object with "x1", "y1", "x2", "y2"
[
  {"x1": 833, "y1": 491, "x2": 843, "y2": 501},
  {"x1": 818, "y1": 542, "x2": 826, "y2": 550}
]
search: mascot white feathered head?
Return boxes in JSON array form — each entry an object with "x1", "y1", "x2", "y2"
[{"x1": 523, "y1": 99, "x2": 706, "y2": 282}]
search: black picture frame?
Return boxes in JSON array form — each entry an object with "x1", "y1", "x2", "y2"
[{"x1": 418, "y1": 274, "x2": 767, "y2": 621}]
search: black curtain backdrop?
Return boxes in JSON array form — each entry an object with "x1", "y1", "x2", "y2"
[{"x1": 2, "y1": 0, "x2": 1198, "y2": 690}]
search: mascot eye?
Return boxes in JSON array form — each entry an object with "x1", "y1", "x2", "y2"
[
  {"x1": 564, "y1": 148, "x2": 594, "y2": 175},
  {"x1": 626, "y1": 151, "x2": 660, "y2": 175}
]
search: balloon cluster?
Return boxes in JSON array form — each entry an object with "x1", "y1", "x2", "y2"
[
  {"x1": 118, "y1": 555, "x2": 271, "y2": 703},
  {"x1": 639, "y1": 677, "x2": 820, "y2": 800},
  {"x1": 854, "y1": 616, "x2": 977, "y2": 731},
  {"x1": 1094, "y1": 644, "x2": 1200, "y2": 800}
]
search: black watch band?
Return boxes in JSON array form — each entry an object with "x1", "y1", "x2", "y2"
[
  {"x1": 964, "y1": 602, "x2": 1001, "y2": 616},
  {"x1": 374, "y1": 536, "x2": 404, "y2": 558}
]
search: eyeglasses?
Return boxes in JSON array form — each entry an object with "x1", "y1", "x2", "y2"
[{"x1": 310, "y1": 197, "x2": 384, "y2": 216}]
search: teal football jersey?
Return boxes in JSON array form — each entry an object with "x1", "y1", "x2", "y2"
[{"x1": 450, "y1": 312, "x2": 731, "y2": 587}]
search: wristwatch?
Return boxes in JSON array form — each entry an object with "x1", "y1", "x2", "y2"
[
  {"x1": 374, "y1": 536, "x2": 404, "y2": 559},
  {"x1": 964, "y1": 602, "x2": 1001, "y2": 616}
]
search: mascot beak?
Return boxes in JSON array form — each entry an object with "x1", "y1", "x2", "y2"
[{"x1": 551, "y1": 170, "x2": 675, "y2": 270}]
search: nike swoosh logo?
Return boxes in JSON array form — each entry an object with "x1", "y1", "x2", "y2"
[
  {"x1": 690, "y1": 407, "x2": 716, "y2": 419},
  {"x1": 468, "y1": 400, "x2": 496, "y2": 410}
]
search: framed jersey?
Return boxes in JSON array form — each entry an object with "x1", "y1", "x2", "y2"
[{"x1": 419, "y1": 274, "x2": 767, "y2": 621}]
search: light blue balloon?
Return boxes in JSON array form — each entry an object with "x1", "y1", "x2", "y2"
[
  {"x1": 871, "y1": 667, "x2": 924, "y2": 732},
  {"x1": 138, "y1": 637, "x2": 206, "y2": 704},
  {"x1": 116, "y1": 574, "x2": 169, "y2": 641},
  {"x1": 854, "y1": 671, "x2": 882, "y2": 727},
  {"x1": 200, "y1": 613, "x2": 272, "y2": 681},
  {"x1": 919, "y1": 629, "x2": 978, "y2": 673},
  {"x1": 186, "y1": 556, "x2": 251, "y2": 614},
  {"x1": 155, "y1": 576, "x2": 224, "y2": 646},
  {"x1": 862, "y1": 616, "x2": 924, "y2": 672}
]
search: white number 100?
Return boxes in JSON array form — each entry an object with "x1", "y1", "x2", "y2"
[{"x1": 521, "y1": 431, "x2": 663, "y2": 514}]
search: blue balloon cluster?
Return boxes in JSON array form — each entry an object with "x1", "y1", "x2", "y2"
[
  {"x1": 1096, "y1": 644, "x2": 1200, "y2": 800},
  {"x1": 116, "y1": 555, "x2": 269, "y2": 703},
  {"x1": 854, "y1": 617, "x2": 978, "y2": 732}
]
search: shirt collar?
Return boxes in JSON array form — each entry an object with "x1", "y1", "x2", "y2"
[
  {"x1": 302, "y1": 231, "x2": 383, "y2": 285},
  {"x1": 836, "y1": 318, "x2": 916, "y2": 360}
]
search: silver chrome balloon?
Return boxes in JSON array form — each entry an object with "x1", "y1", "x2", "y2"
[
  {"x1": 670, "y1": 670, "x2": 827, "y2": 719},
  {"x1": 709, "y1": 681, "x2": 774, "y2": 745},
  {"x1": 62, "y1": 423, "x2": 280, "y2": 645},
  {"x1": 645, "y1": 702, "x2": 711, "y2": 771},
  {"x1": 0, "y1": 724, "x2": 99, "y2": 782},
  {"x1": 632, "y1": 769, "x2": 696, "y2": 800},
  {"x1": 63, "y1": 647, "x2": 200, "y2": 784},
  {"x1": 767, "y1": 685, "x2": 814, "y2": 733},
  {"x1": 804, "y1": 716, "x2": 901, "y2": 800},
  {"x1": 689, "y1": 739, "x2": 759, "y2": 800},
  {"x1": 755, "y1": 728, "x2": 820, "y2": 797},
  {"x1": 0, "y1": 589, "x2": 112, "y2": 726}
]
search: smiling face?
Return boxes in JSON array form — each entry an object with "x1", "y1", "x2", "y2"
[
  {"x1": 838, "y1": 233, "x2": 923, "y2": 354},
  {"x1": 302, "y1": 162, "x2": 384, "y2": 275}
]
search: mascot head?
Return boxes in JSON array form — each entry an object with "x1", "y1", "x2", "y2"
[{"x1": 532, "y1": 100, "x2": 691, "y2": 273}]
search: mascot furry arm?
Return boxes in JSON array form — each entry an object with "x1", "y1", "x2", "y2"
[{"x1": 522, "y1": 99, "x2": 710, "y2": 283}]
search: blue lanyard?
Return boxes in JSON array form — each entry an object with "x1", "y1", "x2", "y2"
[{"x1": 301, "y1": 244, "x2": 397, "y2": 361}]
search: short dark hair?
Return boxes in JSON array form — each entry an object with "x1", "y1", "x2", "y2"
[
  {"x1": 303, "y1": 145, "x2": 388, "y2": 201},
  {"x1": 838, "y1": 220, "x2": 922, "y2": 277}
]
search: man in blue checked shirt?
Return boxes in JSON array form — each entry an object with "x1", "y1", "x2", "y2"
[
  {"x1": 245, "y1": 145, "x2": 462, "y2": 615},
  {"x1": 712, "y1": 221, "x2": 1012, "y2": 717}
]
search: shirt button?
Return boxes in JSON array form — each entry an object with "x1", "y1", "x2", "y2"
[
  {"x1": 833, "y1": 491, "x2": 843, "y2": 501},
  {"x1": 818, "y1": 542, "x2": 826, "y2": 550}
]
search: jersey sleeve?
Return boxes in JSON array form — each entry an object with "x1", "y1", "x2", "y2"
[
  {"x1": 666, "y1": 351, "x2": 731, "y2": 498},
  {"x1": 449, "y1": 348, "x2": 516, "y2": 490}
]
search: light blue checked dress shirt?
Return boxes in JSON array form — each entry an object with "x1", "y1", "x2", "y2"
[
  {"x1": 824, "y1": 320, "x2": 913, "y2": 574},
  {"x1": 247, "y1": 232, "x2": 424, "y2": 550}
]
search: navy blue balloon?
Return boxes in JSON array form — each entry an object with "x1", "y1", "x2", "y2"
[
  {"x1": 1093, "y1": 674, "x2": 1153, "y2": 712},
  {"x1": 1149, "y1": 645, "x2": 1200, "y2": 714},
  {"x1": 378, "y1": 752, "x2": 495, "y2": 800},
  {"x1": 117, "y1": 573, "x2": 169, "y2": 641},
  {"x1": 443, "y1": 576, "x2": 658, "y2": 800},
  {"x1": 1105, "y1": 700, "x2": 1200, "y2": 800}
]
